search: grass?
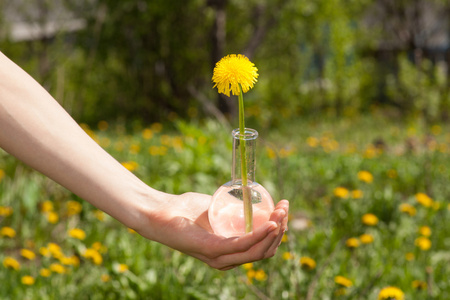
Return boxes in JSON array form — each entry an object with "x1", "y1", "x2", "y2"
[{"x1": 1, "y1": 113, "x2": 450, "y2": 299}]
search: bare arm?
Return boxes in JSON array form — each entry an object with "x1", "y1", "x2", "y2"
[{"x1": 0, "y1": 51, "x2": 289, "y2": 270}]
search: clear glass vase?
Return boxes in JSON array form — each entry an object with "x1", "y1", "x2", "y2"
[{"x1": 208, "y1": 128, "x2": 275, "y2": 237}]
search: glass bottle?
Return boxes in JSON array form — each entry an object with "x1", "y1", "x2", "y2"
[{"x1": 208, "y1": 128, "x2": 275, "y2": 237}]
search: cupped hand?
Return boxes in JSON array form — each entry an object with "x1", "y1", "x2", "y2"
[{"x1": 137, "y1": 192, "x2": 289, "y2": 270}]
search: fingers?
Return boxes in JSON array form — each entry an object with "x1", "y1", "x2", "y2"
[{"x1": 205, "y1": 200, "x2": 290, "y2": 269}]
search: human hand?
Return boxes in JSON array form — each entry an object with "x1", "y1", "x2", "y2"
[{"x1": 137, "y1": 192, "x2": 289, "y2": 270}]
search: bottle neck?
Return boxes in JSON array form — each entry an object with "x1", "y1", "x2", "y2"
[{"x1": 231, "y1": 128, "x2": 258, "y2": 185}]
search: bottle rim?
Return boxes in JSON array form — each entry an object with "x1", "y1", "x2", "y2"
[{"x1": 232, "y1": 128, "x2": 259, "y2": 140}]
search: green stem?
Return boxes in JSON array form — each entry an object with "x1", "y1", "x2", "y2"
[{"x1": 238, "y1": 84, "x2": 252, "y2": 233}]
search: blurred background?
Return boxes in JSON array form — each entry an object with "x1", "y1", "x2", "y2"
[
  {"x1": 1, "y1": 0, "x2": 449, "y2": 127},
  {"x1": 1, "y1": 1, "x2": 450, "y2": 299}
]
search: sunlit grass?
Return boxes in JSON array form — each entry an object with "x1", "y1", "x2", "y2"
[{"x1": 1, "y1": 114, "x2": 449, "y2": 299}]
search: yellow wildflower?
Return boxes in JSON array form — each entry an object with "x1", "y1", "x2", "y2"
[
  {"x1": 247, "y1": 269, "x2": 256, "y2": 283},
  {"x1": 0, "y1": 226, "x2": 16, "y2": 238},
  {"x1": 242, "y1": 263, "x2": 253, "y2": 270},
  {"x1": 97, "y1": 120, "x2": 109, "y2": 131},
  {"x1": 40, "y1": 268, "x2": 51, "y2": 277},
  {"x1": 101, "y1": 274, "x2": 111, "y2": 282},
  {"x1": 3, "y1": 257, "x2": 20, "y2": 270},
  {"x1": 399, "y1": 203, "x2": 416, "y2": 216},
  {"x1": 254, "y1": 269, "x2": 267, "y2": 281},
  {"x1": 387, "y1": 169, "x2": 398, "y2": 179},
  {"x1": 357, "y1": 170, "x2": 373, "y2": 183},
  {"x1": 306, "y1": 136, "x2": 319, "y2": 147},
  {"x1": 345, "y1": 237, "x2": 360, "y2": 248},
  {"x1": 282, "y1": 252, "x2": 293, "y2": 260},
  {"x1": 0, "y1": 169, "x2": 4, "y2": 181},
  {"x1": 415, "y1": 237, "x2": 432, "y2": 251},
  {"x1": 150, "y1": 122, "x2": 163, "y2": 133},
  {"x1": 352, "y1": 189, "x2": 363, "y2": 199},
  {"x1": 47, "y1": 243, "x2": 63, "y2": 259},
  {"x1": 92, "y1": 242, "x2": 107, "y2": 253},
  {"x1": 334, "y1": 187, "x2": 349, "y2": 198},
  {"x1": 377, "y1": 286, "x2": 404, "y2": 300},
  {"x1": 405, "y1": 252, "x2": 415, "y2": 261},
  {"x1": 212, "y1": 54, "x2": 259, "y2": 97},
  {"x1": 300, "y1": 256, "x2": 316, "y2": 271},
  {"x1": 66, "y1": 200, "x2": 82, "y2": 216},
  {"x1": 142, "y1": 128, "x2": 153, "y2": 140},
  {"x1": 46, "y1": 211, "x2": 59, "y2": 224},
  {"x1": 359, "y1": 233, "x2": 374, "y2": 244},
  {"x1": 419, "y1": 226, "x2": 431, "y2": 237},
  {"x1": 0, "y1": 206, "x2": 13, "y2": 217},
  {"x1": 68, "y1": 228, "x2": 86, "y2": 240},
  {"x1": 334, "y1": 275, "x2": 353, "y2": 287},
  {"x1": 281, "y1": 233, "x2": 288, "y2": 243},
  {"x1": 415, "y1": 193, "x2": 433, "y2": 207},
  {"x1": 362, "y1": 213, "x2": 379, "y2": 226},
  {"x1": 93, "y1": 210, "x2": 105, "y2": 221},
  {"x1": 83, "y1": 248, "x2": 103, "y2": 265},
  {"x1": 412, "y1": 280, "x2": 427, "y2": 290},
  {"x1": 39, "y1": 247, "x2": 51, "y2": 257},
  {"x1": 21, "y1": 275, "x2": 35, "y2": 285},
  {"x1": 121, "y1": 161, "x2": 138, "y2": 172},
  {"x1": 41, "y1": 200, "x2": 54, "y2": 212},
  {"x1": 118, "y1": 263, "x2": 129, "y2": 273},
  {"x1": 20, "y1": 249, "x2": 36, "y2": 260},
  {"x1": 49, "y1": 263, "x2": 66, "y2": 274}
]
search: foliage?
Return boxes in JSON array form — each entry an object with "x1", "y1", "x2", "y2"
[{"x1": 1, "y1": 115, "x2": 450, "y2": 299}]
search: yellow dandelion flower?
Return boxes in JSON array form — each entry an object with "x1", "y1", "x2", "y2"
[
  {"x1": 46, "y1": 211, "x2": 59, "y2": 224},
  {"x1": 334, "y1": 275, "x2": 353, "y2": 287},
  {"x1": 306, "y1": 136, "x2": 319, "y2": 148},
  {"x1": 281, "y1": 233, "x2": 288, "y2": 243},
  {"x1": 20, "y1": 249, "x2": 36, "y2": 260},
  {"x1": 212, "y1": 54, "x2": 258, "y2": 97},
  {"x1": 357, "y1": 170, "x2": 374, "y2": 183},
  {"x1": 92, "y1": 242, "x2": 107, "y2": 253},
  {"x1": 39, "y1": 247, "x2": 51, "y2": 257},
  {"x1": 415, "y1": 193, "x2": 433, "y2": 207},
  {"x1": 377, "y1": 286, "x2": 404, "y2": 300},
  {"x1": 0, "y1": 169, "x2": 4, "y2": 181},
  {"x1": 405, "y1": 252, "x2": 415, "y2": 261},
  {"x1": 412, "y1": 280, "x2": 427, "y2": 290},
  {"x1": 3, "y1": 257, "x2": 20, "y2": 270},
  {"x1": 142, "y1": 128, "x2": 153, "y2": 140},
  {"x1": 0, "y1": 226, "x2": 16, "y2": 238},
  {"x1": 346, "y1": 237, "x2": 360, "y2": 248},
  {"x1": 246, "y1": 269, "x2": 255, "y2": 283},
  {"x1": 49, "y1": 263, "x2": 66, "y2": 274},
  {"x1": 121, "y1": 161, "x2": 138, "y2": 172},
  {"x1": 334, "y1": 187, "x2": 349, "y2": 198},
  {"x1": 0, "y1": 206, "x2": 13, "y2": 217},
  {"x1": 83, "y1": 248, "x2": 103, "y2": 265},
  {"x1": 254, "y1": 269, "x2": 267, "y2": 281},
  {"x1": 387, "y1": 169, "x2": 398, "y2": 179},
  {"x1": 242, "y1": 263, "x2": 253, "y2": 270},
  {"x1": 93, "y1": 210, "x2": 105, "y2": 221},
  {"x1": 101, "y1": 274, "x2": 111, "y2": 282},
  {"x1": 362, "y1": 213, "x2": 379, "y2": 226},
  {"x1": 399, "y1": 203, "x2": 416, "y2": 216},
  {"x1": 21, "y1": 275, "x2": 35, "y2": 285},
  {"x1": 129, "y1": 144, "x2": 141, "y2": 154},
  {"x1": 47, "y1": 243, "x2": 63, "y2": 259},
  {"x1": 359, "y1": 233, "x2": 374, "y2": 244},
  {"x1": 299, "y1": 256, "x2": 316, "y2": 271},
  {"x1": 415, "y1": 237, "x2": 432, "y2": 251},
  {"x1": 282, "y1": 252, "x2": 293, "y2": 260},
  {"x1": 66, "y1": 200, "x2": 82, "y2": 216},
  {"x1": 127, "y1": 228, "x2": 137, "y2": 234},
  {"x1": 118, "y1": 263, "x2": 129, "y2": 273},
  {"x1": 97, "y1": 120, "x2": 109, "y2": 131},
  {"x1": 40, "y1": 268, "x2": 51, "y2": 277},
  {"x1": 352, "y1": 189, "x2": 363, "y2": 199},
  {"x1": 419, "y1": 226, "x2": 431, "y2": 237},
  {"x1": 68, "y1": 228, "x2": 86, "y2": 240},
  {"x1": 41, "y1": 200, "x2": 54, "y2": 212}
]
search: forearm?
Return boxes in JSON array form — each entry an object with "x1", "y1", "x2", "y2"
[{"x1": 0, "y1": 52, "x2": 166, "y2": 231}]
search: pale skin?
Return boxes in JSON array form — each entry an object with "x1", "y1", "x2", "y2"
[{"x1": 0, "y1": 52, "x2": 289, "y2": 270}]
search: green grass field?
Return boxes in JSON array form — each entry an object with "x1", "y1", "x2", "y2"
[{"x1": 1, "y1": 114, "x2": 449, "y2": 299}]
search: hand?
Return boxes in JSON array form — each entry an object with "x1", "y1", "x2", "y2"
[{"x1": 137, "y1": 192, "x2": 289, "y2": 270}]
